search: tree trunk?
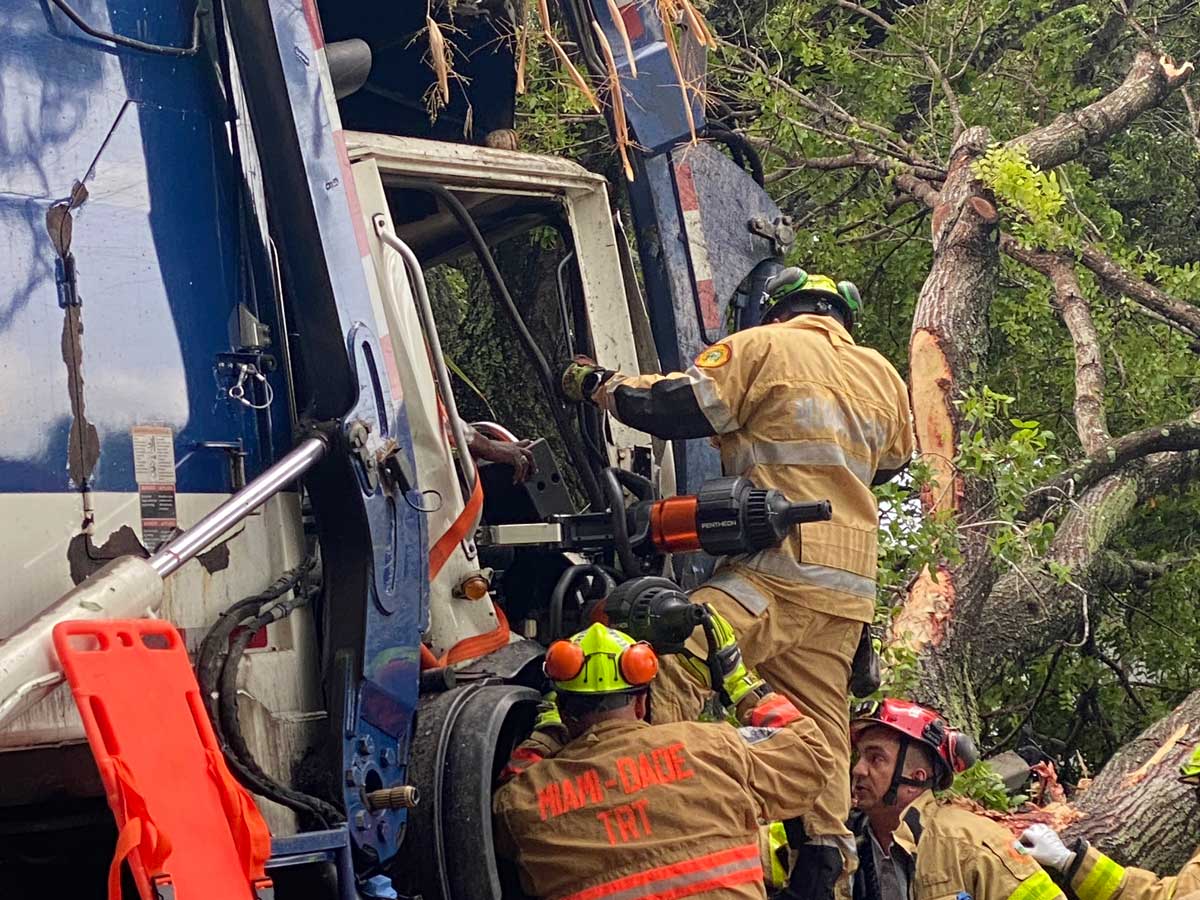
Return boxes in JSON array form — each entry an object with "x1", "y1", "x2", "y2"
[
  {"x1": 1063, "y1": 689, "x2": 1200, "y2": 871},
  {"x1": 892, "y1": 125, "x2": 1000, "y2": 732}
]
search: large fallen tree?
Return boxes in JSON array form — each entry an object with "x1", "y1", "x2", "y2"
[
  {"x1": 701, "y1": 0, "x2": 1200, "y2": 869},
  {"x1": 494, "y1": 0, "x2": 1200, "y2": 867}
]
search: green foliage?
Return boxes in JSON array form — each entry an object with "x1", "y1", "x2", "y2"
[
  {"x1": 974, "y1": 146, "x2": 1076, "y2": 249},
  {"x1": 507, "y1": 0, "x2": 1200, "y2": 780},
  {"x1": 957, "y1": 387, "x2": 1060, "y2": 558},
  {"x1": 945, "y1": 761, "x2": 1027, "y2": 812}
]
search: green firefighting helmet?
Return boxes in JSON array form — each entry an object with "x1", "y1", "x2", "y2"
[
  {"x1": 542, "y1": 622, "x2": 659, "y2": 695},
  {"x1": 762, "y1": 267, "x2": 862, "y2": 329}
]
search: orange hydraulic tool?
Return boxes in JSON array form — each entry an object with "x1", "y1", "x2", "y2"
[{"x1": 53, "y1": 619, "x2": 274, "y2": 900}]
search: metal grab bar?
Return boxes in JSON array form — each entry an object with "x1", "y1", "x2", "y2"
[
  {"x1": 0, "y1": 434, "x2": 329, "y2": 727},
  {"x1": 372, "y1": 214, "x2": 478, "y2": 490},
  {"x1": 150, "y1": 436, "x2": 328, "y2": 577}
]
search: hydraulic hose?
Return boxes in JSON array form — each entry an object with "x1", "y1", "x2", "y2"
[
  {"x1": 705, "y1": 125, "x2": 765, "y2": 187},
  {"x1": 217, "y1": 587, "x2": 344, "y2": 827},
  {"x1": 197, "y1": 556, "x2": 343, "y2": 826},
  {"x1": 407, "y1": 181, "x2": 606, "y2": 511},
  {"x1": 603, "y1": 467, "x2": 644, "y2": 578},
  {"x1": 549, "y1": 564, "x2": 616, "y2": 641}
]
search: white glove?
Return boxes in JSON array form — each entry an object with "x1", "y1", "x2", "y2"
[{"x1": 1016, "y1": 824, "x2": 1076, "y2": 871}]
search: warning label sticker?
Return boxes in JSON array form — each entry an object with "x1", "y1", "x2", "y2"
[
  {"x1": 139, "y1": 484, "x2": 178, "y2": 549},
  {"x1": 132, "y1": 426, "x2": 177, "y2": 485},
  {"x1": 131, "y1": 426, "x2": 177, "y2": 550}
]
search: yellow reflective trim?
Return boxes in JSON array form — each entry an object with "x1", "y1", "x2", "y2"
[
  {"x1": 1076, "y1": 855, "x2": 1126, "y2": 900},
  {"x1": 767, "y1": 821, "x2": 789, "y2": 890},
  {"x1": 1008, "y1": 870, "x2": 1063, "y2": 900}
]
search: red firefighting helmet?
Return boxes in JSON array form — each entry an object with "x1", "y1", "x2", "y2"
[{"x1": 852, "y1": 698, "x2": 978, "y2": 791}]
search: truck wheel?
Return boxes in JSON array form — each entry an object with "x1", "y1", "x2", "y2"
[{"x1": 397, "y1": 683, "x2": 540, "y2": 900}]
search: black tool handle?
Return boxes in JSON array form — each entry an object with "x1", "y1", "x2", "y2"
[{"x1": 782, "y1": 499, "x2": 833, "y2": 525}]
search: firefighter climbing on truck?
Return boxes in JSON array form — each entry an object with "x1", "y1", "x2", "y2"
[
  {"x1": 561, "y1": 268, "x2": 916, "y2": 900},
  {"x1": 493, "y1": 621, "x2": 834, "y2": 900}
]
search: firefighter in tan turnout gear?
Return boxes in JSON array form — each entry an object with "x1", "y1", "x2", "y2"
[
  {"x1": 850, "y1": 699, "x2": 1067, "y2": 900},
  {"x1": 561, "y1": 270, "x2": 915, "y2": 898},
  {"x1": 492, "y1": 622, "x2": 834, "y2": 900},
  {"x1": 1017, "y1": 744, "x2": 1200, "y2": 900}
]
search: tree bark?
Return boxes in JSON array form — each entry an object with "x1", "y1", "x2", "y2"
[
  {"x1": 1063, "y1": 689, "x2": 1200, "y2": 872},
  {"x1": 969, "y1": 450, "x2": 1200, "y2": 678},
  {"x1": 1003, "y1": 243, "x2": 1109, "y2": 454},
  {"x1": 893, "y1": 126, "x2": 1000, "y2": 730},
  {"x1": 1014, "y1": 52, "x2": 1194, "y2": 170}
]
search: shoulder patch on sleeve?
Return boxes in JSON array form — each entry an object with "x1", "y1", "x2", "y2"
[{"x1": 696, "y1": 342, "x2": 733, "y2": 368}]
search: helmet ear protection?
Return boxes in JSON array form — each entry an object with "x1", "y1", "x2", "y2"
[
  {"x1": 620, "y1": 642, "x2": 659, "y2": 685},
  {"x1": 542, "y1": 638, "x2": 659, "y2": 687},
  {"x1": 544, "y1": 639, "x2": 586, "y2": 682}
]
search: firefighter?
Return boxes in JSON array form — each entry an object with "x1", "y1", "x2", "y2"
[
  {"x1": 1016, "y1": 744, "x2": 1200, "y2": 900},
  {"x1": 560, "y1": 269, "x2": 915, "y2": 897},
  {"x1": 492, "y1": 622, "x2": 835, "y2": 900},
  {"x1": 845, "y1": 699, "x2": 1066, "y2": 900}
]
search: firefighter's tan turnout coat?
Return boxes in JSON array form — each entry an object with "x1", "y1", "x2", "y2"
[{"x1": 493, "y1": 715, "x2": 833, "y2": 900}]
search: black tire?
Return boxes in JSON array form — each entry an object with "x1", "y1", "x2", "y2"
[{"x1": 395, "y1": 684, "x2": 540, "y2": 900}]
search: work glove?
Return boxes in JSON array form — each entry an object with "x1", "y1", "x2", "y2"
[
  {"x1": 680, "y1": 606, "x2": 766, "y2": 711},
  {"x1": 744, "y1": 692, "x2": 802, "y2": 729},
  {"x1": 535, "y1": 691, "x2": 564, "y2": 731},
  {"x1": 1016, "y1": 824, "x2": 1076, "y2": 871},
  {"x1": 531, "y1": 691, "x2": 570, "y2": 751},
  {"x1": 560, "y1": 355, "x2": 611, "y2": 403}
]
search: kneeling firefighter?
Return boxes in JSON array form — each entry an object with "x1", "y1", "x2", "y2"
[
  {"x1": 493, "y1": 622, "x2": 834, "y2": 900},
  {"x1": 561, "y1": 270, "x2": 915, "y2": 899}
]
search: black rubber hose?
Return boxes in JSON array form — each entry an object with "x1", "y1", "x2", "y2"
[
  {"x1": 612, "y1": 468, "x2": 656, "y2": 502},
  {"x1": 603, "y1": 467, "x2": 644, "y2": 577},
  {"x1": 196, "y1": 557, "x2": 318, "y2": 723},
  {"x1": 549, "y1": 564, "x2": 616, "y2": 640},
  {"x1": 408, "y1": 181, "x2": 606, "y2": 511},
  {"x1": 577, "y1": 405, "x2": 609, "y2": 470},
  {"x1": 217, "y1": 589, "x2": 345, "y2": 826},
  {"x1": 706, "y1": 125, "x2": 765, "y2": 187}
]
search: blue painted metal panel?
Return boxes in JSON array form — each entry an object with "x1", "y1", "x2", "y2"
[
  {"x1": 591, "y1": 0, "x2": 705, "y2": 152},
  {"x1": 0, "y1": 0, "x2": 290, "y2": 497},
  {"x1": 265, "y1": 0, "x2": 427, "y2": 864}
]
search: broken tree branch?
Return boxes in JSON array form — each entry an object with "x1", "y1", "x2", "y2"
[
  {"x1": 1077, "y1": 243, "x2": 1200, "y2": 338},
  {"x1": 1004, "y1": 242, "x2": 1110, "y2": 454},
  {"x1": 1013, "y1": 50, "x2": 1194, "y2": 170},
  {"x1": 1026, "y1": 412, "x2": 1200, "y2": 518}
]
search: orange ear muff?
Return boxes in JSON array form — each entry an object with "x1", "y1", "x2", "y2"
[
  {"x1": 544, "y1": 640, "x2": 585, "y2": 682},
  {"x1": 618, "y1": 642, "x2": 659, "y2": 686}
]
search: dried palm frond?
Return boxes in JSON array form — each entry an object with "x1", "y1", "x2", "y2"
[
  {"x1": 427, "y1": 15, "x2": 451, "y2": 106},
  {"x1": 606, "y1": 0, "x2": 638, "y2": 77},
  {"x1": 591, "y1": 21, "x2": 634, "y2": 181},
  {"x1": 538, "y1": 0, "x2": 602, "y2": 113}
]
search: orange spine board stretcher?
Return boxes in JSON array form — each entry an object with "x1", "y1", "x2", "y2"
[{"x1": 53, "y1": 619, "x2": 273, "y2": 900}]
